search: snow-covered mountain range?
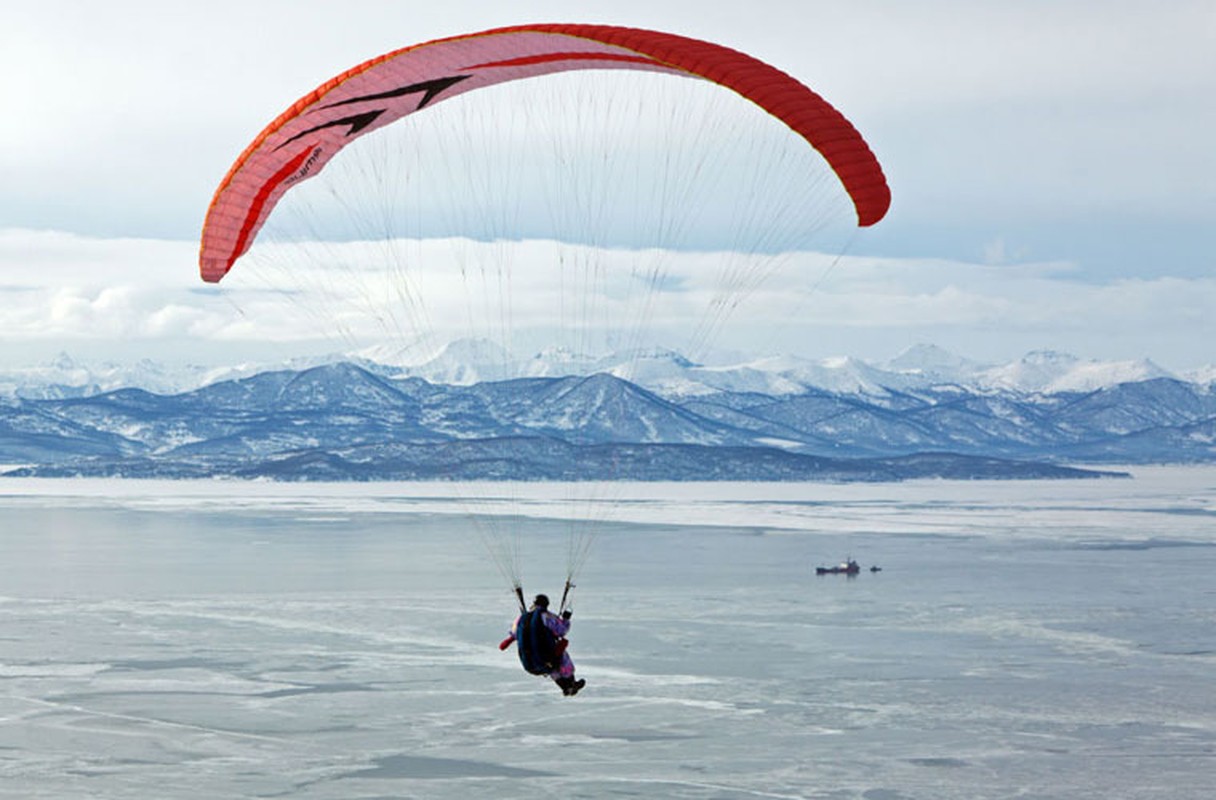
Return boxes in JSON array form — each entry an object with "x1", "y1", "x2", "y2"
[
  {"x1": 3, "y1": 342, "x2": 1209, "y2": 400},
  {"x1": 3, "y1": 343, "x2": 1213, "y2": 481}
]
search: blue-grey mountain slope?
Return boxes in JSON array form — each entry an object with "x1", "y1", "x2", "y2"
[{"x1": 17, "y1": 355, "x2": 1215, "y2": 480}]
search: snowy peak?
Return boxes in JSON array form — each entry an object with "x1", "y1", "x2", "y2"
[
  {"x1": 884, "y1": 343, "x2": 987, "y2": 384},
  {"x1": 521, "y1": 346, "x2": 602, "y2": 379},
  {"x1": 1183, "y1": 365, "x2": 1216, "y2": 386},
  {"x1": 979, "y1": 350, "x2": 1078, "y2": 393},
  {"x1": 396, "y1": 338, "x2": 520, "y2": 385},
  {"x1": 977, "y1": 351, "x2": 1172, "y2": 394},
  {"x1": 751, "y1": 354, "x2": 904, "y2": 395}
]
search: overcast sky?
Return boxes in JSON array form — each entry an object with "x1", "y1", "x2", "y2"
[{"x1": 2, "y1": 1, "x2": 1213, "y2": 371}]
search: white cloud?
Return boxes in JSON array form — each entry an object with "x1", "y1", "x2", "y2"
[{"x1": 2, "y1": 228, "x2": 1213, "y2": 371}]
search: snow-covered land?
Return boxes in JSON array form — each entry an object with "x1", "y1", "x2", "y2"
[{"x1": 2, "y1": 343, "x2": 1214, "y2": 480}]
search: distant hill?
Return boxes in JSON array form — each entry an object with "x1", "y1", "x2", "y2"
[{"x1": 3, "y1": 344, "x2": 1212, "y2": 480}]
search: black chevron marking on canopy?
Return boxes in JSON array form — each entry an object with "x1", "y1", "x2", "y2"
[{"x1": 321, "y1": 74, "x2": 473, "y2": 111}]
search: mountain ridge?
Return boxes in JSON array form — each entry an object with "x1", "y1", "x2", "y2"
[
  {"x1": 6, "y1": 352, "x2": 1215, "y2": 481},
  {"x1": 5, "y1": 342, "x2": 1210, "y2": 401},
  {"x1": 4, "y1": 344, "x2": 1213, "y2": 481}
]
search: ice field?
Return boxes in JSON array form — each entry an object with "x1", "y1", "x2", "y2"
[{"x1": 2, "y1": 467, "x2": 1215, "y2": 799}]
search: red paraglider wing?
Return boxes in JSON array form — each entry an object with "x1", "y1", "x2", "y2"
[{"x1": 199, "y1": 24, "x2": 890, "y2": 283}]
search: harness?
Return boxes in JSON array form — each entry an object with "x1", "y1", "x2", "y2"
[{"x1": 515, "y1": 609, "x2": 562, "y2": 675}]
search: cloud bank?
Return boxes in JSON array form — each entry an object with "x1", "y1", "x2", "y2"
[{"x1": 2, "y1": 228, "x2": 1213, "y2": 372}]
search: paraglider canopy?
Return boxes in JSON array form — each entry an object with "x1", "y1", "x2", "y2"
[
  {"x1": 195, "y1": 23, "x2": 891, "y2": 605},
  {"x1": 199, "y1": 23, "x2": 889, "y2": 283}
]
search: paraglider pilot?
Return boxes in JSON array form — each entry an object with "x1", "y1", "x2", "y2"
[{"x1": 499, "y1": 594, "x2": 585, "y2": 696}]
